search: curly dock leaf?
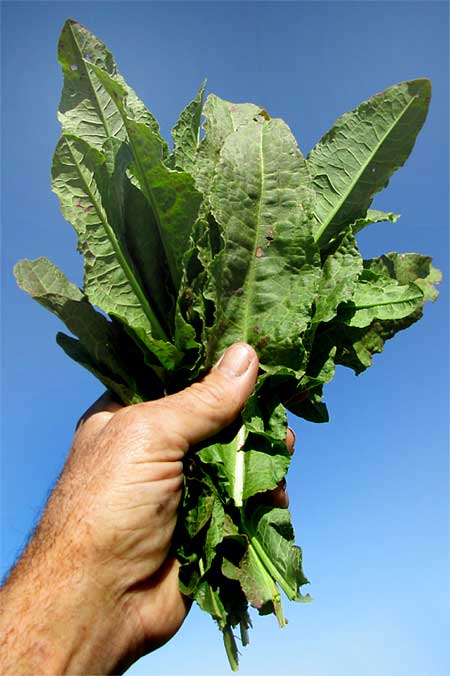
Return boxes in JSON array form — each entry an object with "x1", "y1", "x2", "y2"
[
  {"x1": 313, "y1": 228, "x2": 363, "y2": 325},
  {"x1": 194, "y1": 93, "x2": 269, "y2": 198},
  {"x1": 308, "y1": 79, "x2": 431, "y2": 247},
  {"x1": 14, "y1": 257, "x2": 144, "y2": 402},
  {"x1": 346, "y1": 277, "x2": 424, "y2": 327},
  {"x1": 57, "y1": 19, "x2": 162, "y2": 150},
  {"x1": 207, "y1": 117, "x2": 320, "y2": 368},
  {"x1": 351, "y1": 209, "x2": 399, "y2": 235},
  {"x1": 364, "y1": 252, "x2": 442, "y2": 302},
  {"x1": 86, "y1": 62, "x2": 202, "y2": 289},
  {"x1": 51, "y1": 133, "x2": 182, "y2": 368},
  {"x1": 169, "y1": 81, "x2": 206, "y2": 172},
  {"x1": 243, "y1": 506, "x2": 310, "y2": 603}
]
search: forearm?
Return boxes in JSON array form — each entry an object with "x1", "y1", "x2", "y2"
[{"x1": 0, "y1": 528, "x2": 137, "y2": 675}]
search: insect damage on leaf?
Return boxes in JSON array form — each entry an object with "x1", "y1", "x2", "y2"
[{"x1": 14, "y1": 18, "x2": 441, "y2": 672}]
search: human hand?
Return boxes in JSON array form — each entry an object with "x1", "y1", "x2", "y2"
[{"x1": 0, "y1": 342, "x2": 294, "y2": 675}]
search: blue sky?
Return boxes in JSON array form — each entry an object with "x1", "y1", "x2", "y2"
[{"x1": 1, "y1": 2, "x2": 449, "y2": 675}]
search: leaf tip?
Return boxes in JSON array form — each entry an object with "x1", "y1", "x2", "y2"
[{"x1": 407, "y1": 77, "x2": 432, "y2": 107}]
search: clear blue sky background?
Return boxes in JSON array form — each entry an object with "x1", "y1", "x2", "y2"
[{"x1": 1, "y1": 2, "x2": 449, "y2": 675}]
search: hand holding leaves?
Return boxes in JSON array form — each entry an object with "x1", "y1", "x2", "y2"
[{"x1": 14, "y1": 18, "x2": 440, "y2": 670}]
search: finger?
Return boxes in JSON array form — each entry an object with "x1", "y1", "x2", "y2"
[
  {"x1": 271, "y1": 480, "x2": 289, "y2": 508},
  {"x1": 285, "y1": 427, "x2": 296, "y2": 455},
  {"x1": 266, "y1": 429, "x2": 295, "y2": 508},
  {"x1": 259, "y1": 478, "x2": 289, "y2": 509},
  {"x1": 154, "y1": 343, "x2": 259, "y2": 449},
  {"x1": 75, "y1": 391, "x2": 124, "y2": 436}
]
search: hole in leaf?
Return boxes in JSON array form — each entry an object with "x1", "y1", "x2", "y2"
[{"x1": 70, "y1": 64, "x2": 78, "y2": 71}]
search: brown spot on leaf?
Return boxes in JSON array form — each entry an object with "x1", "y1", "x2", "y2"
[
  {"x1": 84, "y1": 204, "x2": 94, "y2": 213},
  {"x1": 256, "y1": 246, "x2": 264, "y2": 258},
  {"x1": 258, "y1": 336, "x2": 270, "y2": 349}
]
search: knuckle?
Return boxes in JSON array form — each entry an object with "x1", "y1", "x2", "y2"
[
  {"x1": 111, "y1": 405, "x2": 149, "y2": 436},
  {"x1": 189, "y1": 380, "x2": 239, "y2": 424}
]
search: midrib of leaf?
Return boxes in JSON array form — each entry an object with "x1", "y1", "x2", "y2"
[
  {"x1": 240, "y1": 124, "x2": 264, "y2": 343},
  {"x1": 243, "y1": 521, "x2": 298, "y2": 601},
  {"x1": 206, "y1": 582, "x2": 225, "y2": 628},
  {"x1": 78, "y1": 60, "x2": 177, "y2": 290},
  {"x1": 232, "y1": 426, "x2": 246, "y2": 507},
  {"x1": 120, "y1": 115, "x2": 177, "y2": 286},
  {"x1": 69, "y1": 24, "x2": 112, "y2": 138},
  {"x1": 313, "y1": 94, "x2": 417, "y2": 245},
  {"x1": 228, "y1": 108, "x2": 239, "y2": 132},
  {"x1": 64, "y1": 137, "x2": 167, "y2": 341},
  {"x1": 354, "y1": 285, "x2": 422, "y2": 309},
  {"x1": 247, "y1": 541, "x2": 285, "y2": 626}
]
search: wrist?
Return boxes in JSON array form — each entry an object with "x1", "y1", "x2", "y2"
[{"x1": 0, "y1": 536, "x2": 140, "y2": 675}]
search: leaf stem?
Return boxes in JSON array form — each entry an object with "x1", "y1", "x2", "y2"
[
  {"x1": 247, "y1": 540, "x2": 286, "y2": 627},
  {"x1": 222, "y1": 626, "x2": 239, "y2": 672},
  {"x1": 241, "y1": 513, "x2": 298, "y2": 602},
  {"x1": 233, "y1": 426, "x2": 247, "y2": 507}
]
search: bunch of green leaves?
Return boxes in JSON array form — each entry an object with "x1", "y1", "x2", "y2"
[{"x1": 14, "y1": 19, "x2": 441, "y2": 670}]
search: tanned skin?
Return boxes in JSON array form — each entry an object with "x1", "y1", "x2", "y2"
[{"x1": 1, "y1": 344, "x2": 294, "y2": 675}]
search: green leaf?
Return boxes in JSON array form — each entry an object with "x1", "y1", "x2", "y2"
[
  {"x1": 243, "y1": 506, "x2": 310, "y2": 603},
  {"x1": 173, "y1": 92, "x2": 266, "y2": 369},
  {"x1": 51, "y1": 133, "x2": 182, "y2": 368},
  {"x1": 204, "y1": 498, "x2": 227, "y2": 570},
  {"x1": 352, "y1": 209, "x2": 400, "y2": 235},
  {"x1": 207, "y1": 117, "x2": 320, "y2": 368},
  {"x1": 313, "y1": 228, "x2": 363, "y2": 324},
  {"x1": 169, "y1": 81, "x2": 206, "y2": 172},
  {"x1": 13, "y1": 257, "x2": 145, "y2": 402},
  {"x1": 345, "y1": 277, "x2": 424, "y2": 327},
  {"x1": 121, "y1": 175, "x2": 175, "y2": 324},
  {"x1": 335, "y1": 314, "x2": 425, "y2": 375},
  {"x1": 57, "y1": 19, "x2": 162, "y2": 151},
  {"x1": 288, "y1": 394, "x2": 330, "y2": 423},
  {"x1": 195, "y1": 580, "x2": 228, "y2": 630},
  {"x1": 308, "y1": 79, "x2": 431, "y2": 247},
  {"x1": 194, "y1": 93, "x2": 269, "y2": 197},
  {"x1": 184, "y1": 489, "x2": 216, "y2": 540},
  {"x1": 126, "y1": 120, "x2": 202, "y2": 291},
  {"x1": 222, "y1": 542, "x2": 284, "y2": 621},
  {"x1": 308, "y1": 249, "x2": 441, "y2": 376},
  {"x1": 56, "y1": 333, "x2": 142, "y2": 404},
  {"x1": 194, "y1": 582, "x2": 241, "y2": 671},
  {"x1": 87, "y1": 62, "x2": 202, "y2": 289},
  {"x1": 364, "y1": 252, "x2": 442, "y2": 302},
  {"x1": 199, "y1": 434, "x2": 291, "y2": 506},
  {"x1": 198, "y1": 429, "x2": 246, "y2": 506}
]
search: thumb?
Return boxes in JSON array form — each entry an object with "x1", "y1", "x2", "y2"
[{"x1": 160, "y1": 343, "x2": 259, "y2": 448}]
